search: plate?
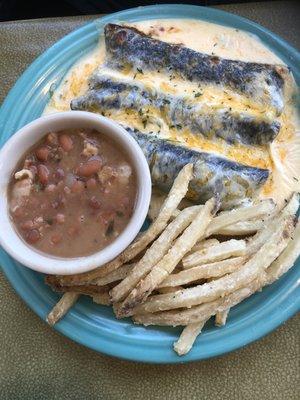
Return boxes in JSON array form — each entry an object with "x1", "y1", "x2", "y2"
[{"x1": 0, "y1": 4, "x2": 299, "y2": 364}]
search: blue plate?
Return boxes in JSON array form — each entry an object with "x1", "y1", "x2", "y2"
[{"x1": 0, "y1": 5, "x2": 299, "y2": 364}]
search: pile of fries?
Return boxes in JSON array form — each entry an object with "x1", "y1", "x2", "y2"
[{"x1": 45, "y1": 164, "x2": 300, "y2": 356}]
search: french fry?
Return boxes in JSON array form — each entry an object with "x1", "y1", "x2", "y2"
[
  {"x1": 182, "y1": 239, "x2": 246, "y2": 269},
  {"x1": 133, "y1": 216, "x2": 294, "y2": 314},
  {"x1": 91, "y1": 291, "x2": 111, "y2": 306},
  {"x1": 200, "y1": 220, "x2": 300, "y2": 330},
  {"x1": 216, "y1": 220, "x2": 264, "y2": 236},
  {"x1": 117, "y1": 198, "x2": 216, "y2": 318},
  {"x1": 158, "y1": 220, "x2": 300, "y2": 328},
  {"x1": 46, "y1": 292, "x2": 79, "y2": 326},
  {"x1": 45, "y1": 275, "x2": 111, "y2": 295},
  {"x1": 246, "y1": 194, "x2": 299, "y2": 256},
  {"x1": 133, "y1": 285, "x2": 255, "y2": 326},
  {"x1": 110, "y1": 205, "x2": 202, "y2": 303},
  {"x1": 158, "y1": 257, "x2": 246, "y2": 287},
  {"x1": 205, "y1": 199, "x2": 275, "y2": 237},
  {"x1": 148, "y1": 190, "x2": 168, "y2": 221},
  {"x1": 214, "y1": 193, "x2": 298, "y2": 237},
  {"x1": 92, "y1": 264, "x2": 134, "y2": 286},
  {"x1": 189, "y1": 238, "x2": 219, "y2": 253},
  {"x1": 53, "y1": 163, "x2": 194, "y2": 286},
  {"x1": 158, "y1": 286, "x2": 184, "y2": 294},
  {"x1": 173, "y1": 319, "x2": 209, "y2": 356},
  {"x1": 215, "y1": 310, "x2": 229, "y2": 326},
  {"x1": 265, "y1": 219, "x2": 300, "y2": 284}
]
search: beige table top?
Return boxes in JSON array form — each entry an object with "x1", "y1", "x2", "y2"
[{"x1": 0, "y1": 2, "x2": 299, "y2": 399}]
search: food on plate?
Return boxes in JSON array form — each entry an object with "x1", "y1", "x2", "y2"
[
  {"x1": 158, "y1": 257, "x2": 246, "y2": 287},
  {"x1": 45, "y1": 165, "x2": 300, "y2": 356},
  {"x1": 125, "y1": 129, "x2": 269, "y2": 208},
  {"x1": 8, "y1": 128, "x2": 137, "y2": 257},
  {"x1": 134, "y1": 214, "x2": 295, "y2": 315},
  {"x1": 182, "y1": 239, "x2": 246, "y2": 268},
  {"x1": 189, "y1": 238, "x2": 220, "y2": 253},
  {"x1": 71, "y1": 75, "x2": 281, "y2": 146},
  {"x1": 104, "y1": 24, "x2": 287, "y2": 113},
  {"x1": 110, "y1": 205, "x2": 203, "y2": 304},
  {"x1": 46, "y1": 19, "x2": 300, "y2": 210},
  {"x1": 47, "y1": 292, "x2": 79, "y2": 326},
  {"x1": 115, "y1": 197, "x2": 216, "y2": 318},
  {"x1": 205, "y1": 199, "x2": 275, "y2": 236},
  {"x1": 173, "y1": 319, "x2": 209, "y2": 356}
]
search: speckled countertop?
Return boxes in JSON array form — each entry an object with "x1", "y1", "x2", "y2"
[{"x1": 0, "y1": 2, "x2": 299, "y2": 399}]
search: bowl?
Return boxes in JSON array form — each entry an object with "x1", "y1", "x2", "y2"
[{"x1": 0, "y1": 111, "x2": 152, "y2": 275}]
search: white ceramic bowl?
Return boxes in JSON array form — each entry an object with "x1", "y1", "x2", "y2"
[{"x1": 0, "y1": 111, "x2": 151, "y2": 275}]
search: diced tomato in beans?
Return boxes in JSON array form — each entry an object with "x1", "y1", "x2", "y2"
[{"x1": 9, "y1": 128, "x2": 137, "y2": 257}]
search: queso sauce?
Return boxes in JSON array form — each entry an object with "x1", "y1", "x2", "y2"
[{"x1": 8, "y1": 129, "x2": 137, "y2": 257}]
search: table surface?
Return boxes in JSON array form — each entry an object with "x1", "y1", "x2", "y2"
[{"x1": 0, "y1": 2, "x2": 299, "y2": 399}]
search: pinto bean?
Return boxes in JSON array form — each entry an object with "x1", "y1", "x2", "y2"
[
  {"x1": 86, "y1": 178, "x2": 97, "y2": 190},
  {"x1": 26, "y1": 229, "x2": 40, "y2": 244},
  {"x1": 77, "y1": 159, "x2": 102, "y2": 177},
  {"x1": 20, "y1": 220, "x2": 35, "y2": 231},
  {"x1": 59, "y1": 134, "x2": 73, "y2": 152},
  {"x1": 88, "y1": 196, "x2": 101, "y2": 209},
  {"x1": 55, "y1": 213, "x2": 65, "y2": 224},
  {"x1": 71, "y1": 180, "x2": 85, "y2": 193},
  {"x1": 35, "y1": 146, "x2": 49, "y2": 162},
  {"x1": 37, "y1": 164, "x2": 50, "y2": 185}
]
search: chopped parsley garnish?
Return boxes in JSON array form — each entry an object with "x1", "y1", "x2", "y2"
[{"x1": 194, "y1": 92, "x2": 202, "y2": 98}]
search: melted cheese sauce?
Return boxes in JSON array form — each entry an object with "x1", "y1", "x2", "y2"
[{"x1": 44, "y1": 19, "x2": 300, "y2": 207}]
